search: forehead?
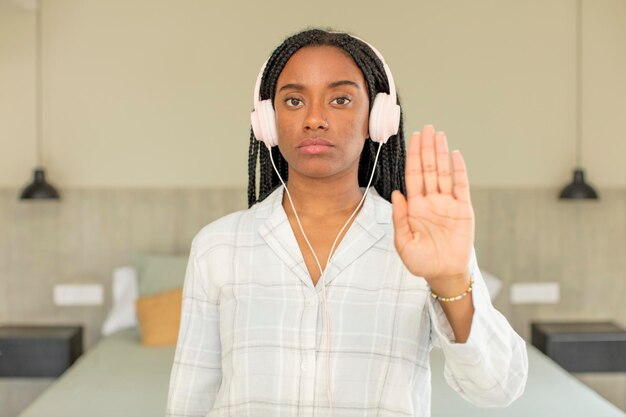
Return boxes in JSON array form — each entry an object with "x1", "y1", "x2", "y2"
[{"x1": 276, "y1": 45, "x2": 366, "y2": 88}]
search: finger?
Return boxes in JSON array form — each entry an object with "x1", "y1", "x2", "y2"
[
  {"x1": 405, "y1": 131, "x2": 423, "y2": 199},
  {"x1": 436, "y1": 131, "x2": 452, "y2": 195},
  {"x1": 420, "y1": 125, "x2": 438, "y2": 195},
  {"x1": 451, "y1": 150, "x2": 472, "y2": 203},
  {"x1": 391, "y1": 190, "x2": 413, "y2": 246}
]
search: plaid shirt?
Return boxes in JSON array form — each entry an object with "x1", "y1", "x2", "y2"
[{"x1": 166, "y1": 186, "x2": 528, "y2": 417}]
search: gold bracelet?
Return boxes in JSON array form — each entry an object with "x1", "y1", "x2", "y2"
[{"x1": 429, "y1": 278, "x2": 475, "y2": 303}]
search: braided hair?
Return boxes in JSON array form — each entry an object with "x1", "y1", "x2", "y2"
[{"x1": 247, "y1": 28, "x2": 406, "y2": 208}]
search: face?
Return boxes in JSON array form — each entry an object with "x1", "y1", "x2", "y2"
[{"x1": 274, "y1": 45, "x2": 370, "y2": 181}]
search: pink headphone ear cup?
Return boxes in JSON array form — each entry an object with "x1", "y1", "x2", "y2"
[
  {"x1": 369, "y1": 93, "x2": 401, "y2": 144},
  {"x1": 259, "y1": 100, "x2": 278, "y2": 147},
  {"x1": 251, "y1": 100, "x2": 278, "y2": 148},
  {"x1": 251, "y1": 109, "x2": 265, "y2": 145}
]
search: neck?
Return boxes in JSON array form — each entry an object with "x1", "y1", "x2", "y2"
[{"x1": 281, "y1": 170, "x2": 365, "y2": 221}]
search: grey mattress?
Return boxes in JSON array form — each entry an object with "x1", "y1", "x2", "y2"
[{"x1": 19, "y1": 329, "x2": 625, "y2": 416}]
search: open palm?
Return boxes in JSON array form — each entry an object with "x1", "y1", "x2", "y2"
[{"x1": 391, "y1": 125, "x2": 475, "y2": 283}]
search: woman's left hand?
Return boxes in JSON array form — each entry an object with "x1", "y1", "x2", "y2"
[{"x1": 391, "y1": 125, "x2": 475, "y2": 288}]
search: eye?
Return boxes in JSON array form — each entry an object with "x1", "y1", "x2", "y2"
[
  {"x1": 331, "y1": 96, "x2": 352, "y2": 106},
  {"x1": 284, "y1": 97, "x2": 303, "y2": 108}
]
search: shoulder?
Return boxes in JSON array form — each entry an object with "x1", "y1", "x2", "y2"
[
  {"x1": 366, "y1": 188, "x2": 393, "y2": 231},
  {"x1": 190, "y1": 187, "x2": 281, "y2": 258},
  {"x1": 192, "y1": 210, "x2": 247, "y2": 251},
  {"x1": 370, "y1": 189, "x2": 392, "y2": 219}
]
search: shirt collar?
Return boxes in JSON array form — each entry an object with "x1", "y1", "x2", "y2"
[{"x1": 256, "y1": 184, "x2": 390, "y2": 290}]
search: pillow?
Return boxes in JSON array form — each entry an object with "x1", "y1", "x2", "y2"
[
  {"x1": 132, "y1": 254, "x2": 189, "y2": 297},
  {"x1": 101, "y1": 266, "x2": 139, "y2": 336},
  {"x1": 135, "y1": 287, "x2": 183, "y2": 346}
]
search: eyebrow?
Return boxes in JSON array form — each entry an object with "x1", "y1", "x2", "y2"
[{"x1": 277, "y1": 80, "x2": 361, "y2": 93}]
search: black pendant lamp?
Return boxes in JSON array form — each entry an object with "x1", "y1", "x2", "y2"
[
  {"x1": 19, "y1": 0, "x2": 60, "y2": 201},
  {"x1": 559, "y1": 168, "x2": 598, "y2": 199},
  {"x1": 20, "y1": 168, "x2": 60, "y2": 199},
  {"x1": 559, "y1": 0, "x2": 598, "y2": 200}
]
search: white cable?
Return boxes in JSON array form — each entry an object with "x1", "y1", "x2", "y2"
[{"x1": 267, "y1": 141, "x2": 384, "y2": 417}]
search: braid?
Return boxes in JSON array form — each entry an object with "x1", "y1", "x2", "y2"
[
  {"x1": 247, "y1": 129, "x2": 259, "y2": 207},
  {"x1": 247, "y1": 28, "x2": 407, "y2": 207}
]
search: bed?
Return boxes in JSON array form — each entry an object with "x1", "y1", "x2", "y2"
[
  {"x1": 18, "y1": 328, "x2": 625, "y2": 417},
  {"x1": 18, "y1": 329, "x2": 173, "y2": 417},
  {"x1": 430, "y1": 344, "x2": 625, "y2": 417}
]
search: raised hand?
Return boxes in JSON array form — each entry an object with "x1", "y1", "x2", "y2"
[{"x1": 391, "y1": 125, "x2": 475, "y2": 289}]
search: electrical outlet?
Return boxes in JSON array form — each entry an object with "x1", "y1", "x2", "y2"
[
  {"x1": 510, "y1": 282, "x2": 560, "y2": 304},
  {"x1": 53, "y1": 284, "x2": 104, "y2": 306}
]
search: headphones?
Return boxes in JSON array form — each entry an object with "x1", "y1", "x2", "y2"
[{"x1": 250, "y1": 33, "x2": 400, "y2": 148}]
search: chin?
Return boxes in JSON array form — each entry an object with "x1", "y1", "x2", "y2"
[{"x1": 290, "y1": 163, "x2": 357, "y2": 182}]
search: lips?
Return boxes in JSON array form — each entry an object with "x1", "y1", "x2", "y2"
[
  {"x1": 298, "y1": 138, "x2": 333, "y2": 147},
  {"x1": 298, "y1": 138, "x2": 333, "y2": 155}
]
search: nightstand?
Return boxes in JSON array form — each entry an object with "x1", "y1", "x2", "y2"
[
  {"x1": 531, "y1": 321, "x2": 626, "y2": 373},
  {"x1": 0, "y1": 325, "x2": 83, "y2": 377}
]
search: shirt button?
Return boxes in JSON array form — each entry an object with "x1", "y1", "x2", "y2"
[
  {"x1": 301, "y1": 361, "x2": 311, "y2": 371},
  {"x1": 304, "y1": 297, "x2": 317, "y2": 307}
]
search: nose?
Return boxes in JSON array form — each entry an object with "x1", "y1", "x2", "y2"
[{"x1": 304, "y1": 101, "x2": 328, "y2": 131}]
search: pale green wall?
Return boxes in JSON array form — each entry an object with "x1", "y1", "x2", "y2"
[{"x1": 1, "y1": 0, "x2": 625, "y2": 188}]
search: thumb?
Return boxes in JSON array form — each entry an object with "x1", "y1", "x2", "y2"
[{"x1": 391, "y1": 190, "x2": 411, "y2": 241}]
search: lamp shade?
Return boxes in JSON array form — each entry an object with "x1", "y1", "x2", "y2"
[
  {"x1": 19, "y1": 168, "x2": 60, "y2": 200},
  {"x1": 559, "y1": 168, "x2": 598, "y2": 200}
]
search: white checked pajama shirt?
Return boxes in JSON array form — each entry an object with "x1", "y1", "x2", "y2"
[{"x1": 166, "y1": 186, "x2": 528, "y2": 417}]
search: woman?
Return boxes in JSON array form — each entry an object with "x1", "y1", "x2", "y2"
[{"x1": 166, "y1": 28, "x2": 528, "y2": 417}]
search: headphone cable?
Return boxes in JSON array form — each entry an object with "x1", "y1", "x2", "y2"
[{"x1": 268, "y1": 140, "x2": 384, "y2": 417}]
